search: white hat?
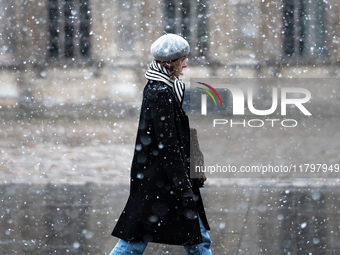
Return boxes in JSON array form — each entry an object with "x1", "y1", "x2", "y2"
[{"x1": 150, "y1": 34, "x2": 190, "y2": 62}]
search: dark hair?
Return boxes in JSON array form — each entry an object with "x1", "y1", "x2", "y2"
[{"x1": 155, "y1": 56, "x2": 186, "y2": 80}]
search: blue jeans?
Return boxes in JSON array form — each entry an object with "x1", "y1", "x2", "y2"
[{"x1": 110, "y1": 216, "x2": 212, "y2": 255}]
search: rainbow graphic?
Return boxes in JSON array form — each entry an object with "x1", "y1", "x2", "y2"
[{"x1": 196, "y1": 82, "x2": 223, "y2": 106}]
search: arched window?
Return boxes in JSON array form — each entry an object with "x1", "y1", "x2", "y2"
[
  {"x1": 48, "y1": 0, "x2": 91, "y2": 61},
  {"x1": 282, "y1": 0, "x2": 327, "y2": 61},
  {"x1": 163, "y1": 0, "x2": 209, "y2": 62}
]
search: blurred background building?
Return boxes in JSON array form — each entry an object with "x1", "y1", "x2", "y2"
[
  {"x1": 0, "y1": 0, "x2": 339, "y2": 114},
  {"x1": 1, "y1": 1, "x2": 340, "y2": 254}
]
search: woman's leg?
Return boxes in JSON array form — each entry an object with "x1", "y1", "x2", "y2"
[
  {"x1": 183, "y1": 216, "x2": 212, "y2": 255},
  {"x1": 110, "y1": 239, "x2": 148, "y2": 255}
]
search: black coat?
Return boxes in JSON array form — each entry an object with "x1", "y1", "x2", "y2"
[{"x1": 111, "y1": 80, "x2": 210, "y2": 245}]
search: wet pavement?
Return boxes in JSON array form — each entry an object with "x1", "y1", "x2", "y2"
[
  {"x1": 1, "y1": 115, "x2": 340, "y2": 254},
  {"x1": 1, "y1": 183, "x2": 340, "y2": 254}
]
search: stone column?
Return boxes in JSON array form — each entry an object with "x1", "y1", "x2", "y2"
[
  {"x1": 208, "y1": 0, "x2": 233, "y2": 67},
  {"x1": 0, "y1": 0, "x2": 15, "y2": 65},
  {"x1": 258, "y1": 0, "x2": 282, "y2": 65},
  {"x1": 12, "y1": 0, "x2": 31, "y2": 110},
  {"x1": 0, "y1": 0, "x2": 18, "y2": 105},
  {"x1": 327, "y1": 0, "x2": 340, "y2": 65},
  {"x1": 91, "y1": 0, "x2": 116, "y2": 61}
]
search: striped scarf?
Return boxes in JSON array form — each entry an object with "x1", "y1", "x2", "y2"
[{"x1": 145, "y1": 61, "x2": 185, "y2": 106}]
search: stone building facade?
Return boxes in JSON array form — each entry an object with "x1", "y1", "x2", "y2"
[{"x1": 0, "y1": 0, "x2": 339, "y2": 113}]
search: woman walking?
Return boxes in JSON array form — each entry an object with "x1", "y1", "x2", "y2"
[{"x1": 110, "y1": 33, "x2": 212, "y2": 255}]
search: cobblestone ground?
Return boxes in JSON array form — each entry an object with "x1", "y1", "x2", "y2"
[
  {"x1": 0, "y1": 116, "x2": 137, "y2": 185},
  {"x1": 1, "y1": 113, "x2": 339, "y2": 186}
]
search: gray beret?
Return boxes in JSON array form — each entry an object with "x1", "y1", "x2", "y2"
[{"x1": 150, "y1": 34, "x2": 190, "y2": 62}]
